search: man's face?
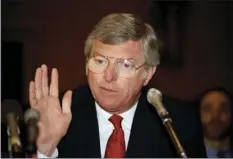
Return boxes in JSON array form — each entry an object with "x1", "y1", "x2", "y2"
[
  {"x1": 200, "y1": 91, "x2": 231, "y2": 140},
  {"x1": 87, "y1": 40, "x2": 155, "y2": 113}
]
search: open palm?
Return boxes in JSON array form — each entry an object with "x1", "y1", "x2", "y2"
[{"x1": 29, "y1": 64, "x2": 72, "y2": 156}]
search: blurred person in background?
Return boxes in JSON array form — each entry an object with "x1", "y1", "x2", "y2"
[{"x1": 198, "y1": 87, "x2": 233, "y2": 158}]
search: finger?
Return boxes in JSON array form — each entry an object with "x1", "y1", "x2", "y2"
[
  {"x1": 49, "y1": 68, "x2": 59, "y2": 98},
  {"x1": 29, "y1": 81, "x2": 38, "y2": 107},
  {"x1": 62, "y1": 90, "x2": 72, "y2": 117},
  {"x1": 35, "y1": 67, "x2": 43, "y2": 100},
  {"x1": 41, "y1": 64, "x2": 49, "y2": 97}
]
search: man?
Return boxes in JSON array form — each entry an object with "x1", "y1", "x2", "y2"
[
  {"x1": 29, "y1": 13, "x2": 206, "y2": 158},
  {"x1": 198, "y1": 88, "x2": 233, "y2": 157}
]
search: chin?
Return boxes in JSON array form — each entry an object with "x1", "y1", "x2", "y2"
[
  {"x1": 96, "y1": 97, "x2": 123, "y2": 111},
  {"x1": 97, "y1": 97, "x2": 118, "y2": 107}
]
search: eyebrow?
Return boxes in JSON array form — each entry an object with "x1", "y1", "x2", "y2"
[
  {"x1": 92, "y1": 52, "x2": 104, "y2": 57},
  {"x1": 92, "y1": 51, "x2": 137, "y2": 61}
]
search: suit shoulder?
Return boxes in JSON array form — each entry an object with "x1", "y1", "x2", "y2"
[
  {"x1": 161, "y1": 95, "x2": 206, "y2": 157},
  {"x1": 163, "y1": 95, "x2": 198, "y2": 120},
  {"x1": 59, "y1": 84, "x2": 93, "y2": 113},
  {"x1": 162, "y1": 95, "x2": 201, "y2": 135},
  {"x1": 72, "y1": 84, "x2": 92, "y2": 97}
]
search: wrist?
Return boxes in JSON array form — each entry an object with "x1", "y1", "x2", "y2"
[{"x1": 38, "y1": 141, "x2": 58, "y2": 157}]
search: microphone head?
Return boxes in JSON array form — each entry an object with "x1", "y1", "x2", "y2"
[
  {"x1": 147, "y1": 88, "x2": 162, "y2": 103},
  {"x1": 1, "y1": 99, "x2": 23, "y2": 124},
  {"x1": 24, "y1": 108, "x2": 40, "y2": 124},
  {"x1": 147, "y1": 88, "x2": 167, "y2": 115}
]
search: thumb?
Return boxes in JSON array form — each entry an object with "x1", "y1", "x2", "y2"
[
  {"x1": 62, "y1": 90, "x2": 72, "y2": 116},
  {"x1": 37, "y1": 121, "x2": 46, "y2": 144}
]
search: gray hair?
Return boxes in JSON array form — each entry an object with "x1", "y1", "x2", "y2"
[{"x1": 84, "y1": 13, "x2": 160, "y2": 67}]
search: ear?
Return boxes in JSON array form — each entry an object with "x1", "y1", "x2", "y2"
[
  {"x1": 85, "y1": 59, "x2": 89, "y2": 76},
  {"x1": 85, "y1": 64, "x2": 88, "y2": 76},
  {"x1": 142, "y1": 66, "x2": 156, "y2": 86}
]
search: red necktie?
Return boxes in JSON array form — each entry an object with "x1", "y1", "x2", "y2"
[{"x1": 104, "y1": 115, "x2": 125, "y2": 158}]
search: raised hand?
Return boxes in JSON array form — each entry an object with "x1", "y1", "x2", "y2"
[{"x1": 29, "y1": 64, "x2": 72, "y2": 156}]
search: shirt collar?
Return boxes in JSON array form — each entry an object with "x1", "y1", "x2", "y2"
[
  {"x1": 205, "y1": 142, "x2": 232, "y2": 158},
  {"x1": 95, "y1": 101, "x2": 138, "y2": 129}
]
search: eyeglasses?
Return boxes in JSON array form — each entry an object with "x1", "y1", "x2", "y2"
[{"x1": 87, "y1": 54, "x2": 145, "y2": 78}]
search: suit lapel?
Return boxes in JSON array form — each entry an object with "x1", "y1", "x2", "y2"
[
  {"x1": 71, "y1": 86, "x2": 101, "y2": 157},
  {"x1": 125, "y1": 87, "x2": 162, "y2": 157}
]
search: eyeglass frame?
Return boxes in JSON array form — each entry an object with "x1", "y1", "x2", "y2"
[{"x1": 86, "y1": 52, "x2": 146, "y2": 78}]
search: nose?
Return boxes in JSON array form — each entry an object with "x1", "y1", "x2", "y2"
[{"x1": 104, "y1": 62, "x2": 117, "y2": 82}]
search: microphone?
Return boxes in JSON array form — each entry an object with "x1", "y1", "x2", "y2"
[
  {"x1": 147, "y1": 88, "x2": 187, "y2": 158},
  {"x1": 2, "y1": 99, "x2": 24, "y2": 157},
  {"x1": 24, "y1": 108, "x2": 40, "y2": 154}
]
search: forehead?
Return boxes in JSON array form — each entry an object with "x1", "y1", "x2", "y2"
[
  {"x1": 201, "y1": 91, "x2": 230, "y2": 107},
  {"x1": 91, "y1": 40, "x2": 143, "y2": 60}
]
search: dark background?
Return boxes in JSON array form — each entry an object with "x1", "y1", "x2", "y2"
[{"x1": 2, "y1": 0, "x2": 233, "y2": 105}]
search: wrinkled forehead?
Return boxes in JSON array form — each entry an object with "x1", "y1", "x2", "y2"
[{"x1": 91, "y1": 40, "x2": 144, "y2": 61}]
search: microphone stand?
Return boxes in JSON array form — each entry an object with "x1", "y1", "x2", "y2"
[
  {"x1": 6, "y1": 117, "x2": 25, "y2": 158},
  {"x1": 147, "y1": 88, "x2": 187, "y2": 158},
  {"x1": 24, "y1": 114, "x2": 39, "y2": 158},
  {"x1": 160, "y1": 111, "x2": 187, "y2": 158},
  {"x1": 8, "y1": 136, "x2": 13, "y2": 158}
]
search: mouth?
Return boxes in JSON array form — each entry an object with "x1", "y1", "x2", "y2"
[{"x1": 100, "y1": 87, "x2": 117, "y2": 92}]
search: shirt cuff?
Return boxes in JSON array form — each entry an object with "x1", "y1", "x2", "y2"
[{"x1": 37, "y1": 148, "x2": 58, "y2": 158}]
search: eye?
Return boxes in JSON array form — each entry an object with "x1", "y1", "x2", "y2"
[
  {"x1": 201, "y1": 104, "x2": 211, "y2": 112},
  {"x1": 123, "y1": 63, "x2": 131, "y2": 68},
  {"x1": 95, "y1": 59, "x2": 104, "y2": 64},
  {"x1": 118, "y1": 60, "x2": 134, "y2": 70},
  {"x1": 123, "y1": 61, "x2": 134, "y2": 69},
  {"x1": 93, "y1": 56, "x2": 106, "y2": 64}
]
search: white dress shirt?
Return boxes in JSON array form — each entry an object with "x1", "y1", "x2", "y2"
[{"x1": 38, "y1": 101, "x2": 138, "y2": 158}]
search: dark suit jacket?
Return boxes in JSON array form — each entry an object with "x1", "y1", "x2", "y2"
[{"x1": 57, "y1": 85, "x2": 207, "y2": 158}]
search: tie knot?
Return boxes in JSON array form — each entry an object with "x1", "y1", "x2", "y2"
[{"x1": 109, "y1": 114, "x2": 123, "y2": 130}]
